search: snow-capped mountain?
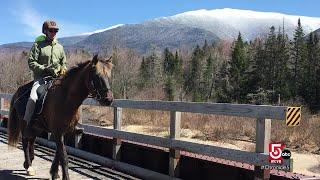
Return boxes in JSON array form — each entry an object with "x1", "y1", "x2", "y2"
[
  {"x1": 76, "y1": 8, "x2": 320, "y2": 52},
  {"x1": 80, "y1": 24, "x2": 124, "y2": 35},
  {"x1": 2, "y1": 8, "x2": 320, "y2": 54},
  {"x1": 150, "y1": 8, "x2": 320, "y2": 40},
  {"x1": 74, "y1": 23, "x2": 219, "y2": 53}
]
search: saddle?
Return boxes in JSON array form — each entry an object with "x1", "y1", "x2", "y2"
[{"x1": 14, "y1": 76, "x2": 54, "y2": 119}]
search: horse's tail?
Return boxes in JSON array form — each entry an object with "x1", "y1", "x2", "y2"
[{"x1": 8, "y1": 93, "x2": 21, "y2": 147}]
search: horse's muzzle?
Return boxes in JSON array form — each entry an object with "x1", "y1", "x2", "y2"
[{"x1": 99, "y1": 90, "x2": 113, "y2": 106}]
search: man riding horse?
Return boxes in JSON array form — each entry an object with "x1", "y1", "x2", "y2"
[
  {"x1": 8, "y1": 20, "x2": 114, "y2": 179},
  {"x1": 24, "y1": 20, "x2": 67, "y2": 130}
]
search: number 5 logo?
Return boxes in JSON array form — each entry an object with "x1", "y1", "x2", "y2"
[{"x1": 269, "y1": 143, "x2": 284, "y2": 163}]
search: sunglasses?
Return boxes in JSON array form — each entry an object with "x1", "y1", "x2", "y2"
[{"x1": 48, "y1": 29, "x2": 58, "y2": 33}]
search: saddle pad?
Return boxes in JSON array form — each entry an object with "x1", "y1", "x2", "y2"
[{"x1": 14, "y1": 78, "x2": 53, "y2": 118}]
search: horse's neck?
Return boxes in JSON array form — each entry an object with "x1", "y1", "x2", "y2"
[{"x1": 64, "y1": 72, "x2": 89, "y2": 110}]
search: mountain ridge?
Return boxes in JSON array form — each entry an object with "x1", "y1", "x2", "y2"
[
  {"x1": 1, "y1": 8, "x2": 320, "y2": 54},
  {"x1": 151, "y1": 8, "x2": 320, "y2": 40}
]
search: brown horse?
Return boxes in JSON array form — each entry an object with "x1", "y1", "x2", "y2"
[{"x1": 7, "y1": 55, "x2": 113, "y2": 180}]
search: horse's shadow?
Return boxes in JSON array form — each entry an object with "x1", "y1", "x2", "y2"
[{"x1": 0, "y1": 169, "x2": 49, "y2": 180}]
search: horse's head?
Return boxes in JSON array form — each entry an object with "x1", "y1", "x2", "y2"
[{"x1": 86, "y1": 55, "x2": 114, "y2": 105}]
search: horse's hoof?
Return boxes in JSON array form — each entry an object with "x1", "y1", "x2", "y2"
[
  {"x1": 27, "y1": 166, "x2": 36, "y2": 176},
  {"x1": 23, "y1": 162, "x2": 28, "y2": 169},
  {"x1": 52, "y1": 173, "x2": 60, "y2": 179}
]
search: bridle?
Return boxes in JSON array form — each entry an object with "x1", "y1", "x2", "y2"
[{"x1": 87, "y1": 70, "x2": 111, "y2": 101}]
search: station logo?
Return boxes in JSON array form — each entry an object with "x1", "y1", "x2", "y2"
[{"x1": 269, "y1": 143, "x2": 291, "y2": 164}]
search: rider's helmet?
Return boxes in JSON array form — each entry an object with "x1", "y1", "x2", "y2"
[{"x1": 42, "y1": 20, "x2": 59, "y2": 34}]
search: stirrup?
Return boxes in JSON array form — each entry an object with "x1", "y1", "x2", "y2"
[
  {"x1": 26, "y1": 119, "x2": 35, "y2": 129},
  {"x1": 74, "y1": 126, "x2": 84, "y2": 134}
]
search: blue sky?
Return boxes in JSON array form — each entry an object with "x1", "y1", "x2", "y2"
[{"x1": 1, "y1": 0, "x2": 319, "y2": 44}]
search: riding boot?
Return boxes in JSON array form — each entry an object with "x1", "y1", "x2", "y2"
[{"x1": 23, "y1": 98, "x2": 36, "y2": 130}]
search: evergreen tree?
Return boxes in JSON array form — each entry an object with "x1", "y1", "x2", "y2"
[
  {"x1": 290, "y1": 18, "x2": 307, "y2": 97},
  {"x1": 203, "y1": 54, "x2": 216, "y2": 101},
  {"x1": 164, "y1": 75, "x2": 175, "y2": 101},
  {"x1": 146, "y1": 49, "x2": 163, "y2": 88},
  {"x1": 314, "y1": 35, "x2": 320, "y2": 111},
  {"x1": 163, "y1": 48, "x2": 185, "y2": 100},
  {"x1": 138, "y1": 57, "x2": 149, "y2": 88},
  {"x1": 216, "y1": 61, "x2": 232, "y2": 103},
  {"x1": 229, "y1": 32, "x2": 249, "y2": 103},
  {"x1": 163, "y1": 48, "x2": 175, "y2": 100},
  {"x1": 246, "y1": 38, "x2": 263, "y2": 94},
  {"x1": 163, "y1": 48, "x2": 175, "y2": 75},
  {"x1": 173, "y1": 51, "x2": 184, "y2": 100},
  {"x1": 185, "y1": 45, "x2": 204, "y2": 101},
  {"x1": 174, "y1": 51, "x2": 183, "y2": 85},
  {"x1": 304, "y1": 33, "x2": 320, "y2": 111},
  {"x1": 264, "y1": 26, "x2": 277, "y2": 92},
  {"x1": 138, "y1": 49, "x2": 163, "y2": 89},
  {"x1": 275, "y1": 27, "x2": 291, "y2": 101}
]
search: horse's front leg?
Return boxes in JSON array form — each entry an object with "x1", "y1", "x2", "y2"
[
  {"x1": 22, "y1": 137, "x2": 36, "y2": 176},
  {"x1": 50, "y1": 150, "x2": 60, "y2": 179},
  {"x1": 59, "y1": 135, "x2": 69, "y2": 180},
  {"x1": 50, "y1": 134, "x2": 69, "y2": 180},
  {"x1": 50, "y1": 134, "x2": 60, "y2": 179}
]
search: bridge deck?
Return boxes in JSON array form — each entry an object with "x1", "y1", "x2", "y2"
[{"x1": 0, "y1": 132, "x2": 140, "y2": 180}]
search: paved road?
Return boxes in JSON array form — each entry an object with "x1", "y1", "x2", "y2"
[{"x1": 0, "y1": 132, "x2": 140, "y2": 180}]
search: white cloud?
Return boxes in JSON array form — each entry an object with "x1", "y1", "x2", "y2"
[
  {"x1": 10, "y1": 1, "x2": 93, "y2": 40},
  {"x1": 10, "y1": 2, "x2": 44, "y2": 37}
]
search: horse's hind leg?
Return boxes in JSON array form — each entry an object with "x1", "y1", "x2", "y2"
[
  {"x1": 22, "y1": 137, "x2": 36, "y2": 176},
  {"x1": 29, "y1": 137, "x2": 36, "y2": 164},
  {"x1": 22, "y1": 137, "x2": 30, "y2": 169}
]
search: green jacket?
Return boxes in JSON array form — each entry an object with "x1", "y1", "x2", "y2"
[{"x1": 28, "y1": 35, "x2": 67, "y2": 79}]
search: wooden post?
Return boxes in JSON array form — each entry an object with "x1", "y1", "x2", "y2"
[
  {"x1": 74, "y1": 106, "x2": 83, "y2": 148},
  {"x1": 169, "y1": 111, "x2": 181, "y2": 177},
  {"x1": 0, "y1": 98, "x2": 4, "y2": 124},
  {"x1": 0, "y1": 98, "x2": 4, "y2": 110},
  {"x1": 112, "y1": 107, "x2": 122, "y2": 160},
  {"x1": 254, "y1": 118, "x2": 271, "y2": 180}
]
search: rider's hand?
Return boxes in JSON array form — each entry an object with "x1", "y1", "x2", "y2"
[{"x1": 59, "y1": 68, "x2": 67, "y2": 76}]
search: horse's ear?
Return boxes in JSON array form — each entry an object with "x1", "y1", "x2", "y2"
[
  {"x1": 92, "y1": 54, "x2": 99, "y2": 65},
  {"x1": 104, "y1": 56, "x2": 112, "y2": 63}
]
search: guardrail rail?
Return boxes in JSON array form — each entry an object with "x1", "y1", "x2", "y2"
[{"x1": 0, "y1": 93, "x2": 293, "y2": 180}]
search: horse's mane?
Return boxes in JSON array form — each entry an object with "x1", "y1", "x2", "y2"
[
  {"x1": 63, "y1": 60, "x2": 91, "y2": 80},
  {"x1": 61, "y1": 59, "x2": 113, "y2": 81}
]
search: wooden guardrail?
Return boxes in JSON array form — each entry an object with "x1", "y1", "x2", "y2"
[{"x1": 0, "y1": 93, "x2": 293, "y2": 180}]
